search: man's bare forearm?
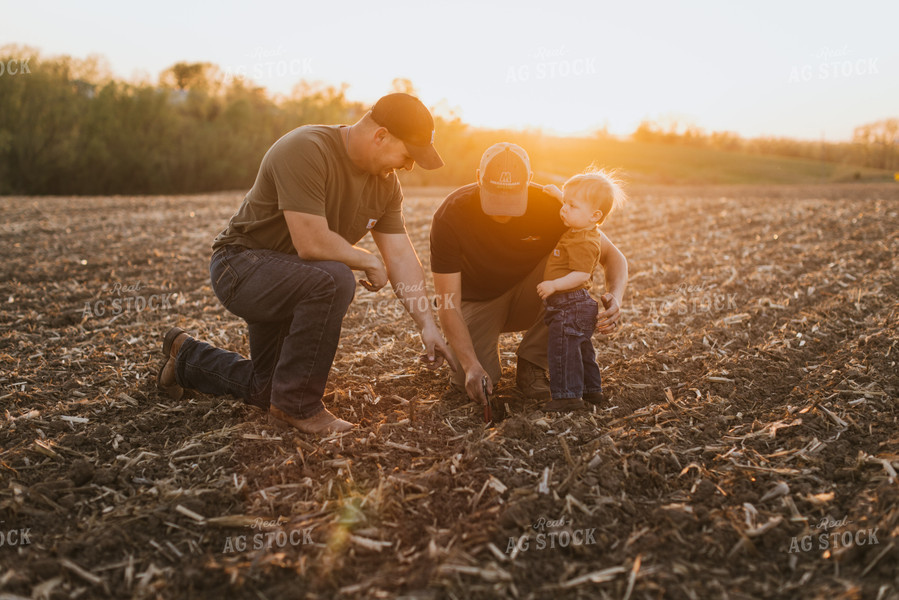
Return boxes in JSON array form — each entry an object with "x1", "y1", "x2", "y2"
[
  {"x1": 284, "y1": 211, "x2": 375, "y2": 270},
  {"x1": 437, "y1": 306, "x2": 480, "y2": 372},
  {"x1": 602, "y1": 250, "x2": 628, "y2": 304},
  {"x1": 298, "y1": 228, "x2": 376, "y2": 270},
  {"x1": 372, "y1": 231, "x2": 441, "y2": 332},
  {"x1": 598, "y1": 235, "x2": 628, "y2": 304},
  {"x1": 389, "y1": 260, "x2": 439, "y2": 332}
]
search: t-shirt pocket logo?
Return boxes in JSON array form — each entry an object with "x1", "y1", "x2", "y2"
[{"x1": 366, "y1": 218, "x2": 378, "y2": 230}]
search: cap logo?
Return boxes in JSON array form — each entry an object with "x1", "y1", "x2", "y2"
[
  {"x1": 430, "y1": 130, "x2": 435, "y2": 144},
  {"x1": 553, "y1": 249, "x2": 561, "y2": 256},
  {"x1": 490, "y1": 171, "x2": 520, "y2": 188}
]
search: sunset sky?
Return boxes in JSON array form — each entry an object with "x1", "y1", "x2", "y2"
[{"x1": 3, "y1": 0, "x2": 897, "y2": 141}]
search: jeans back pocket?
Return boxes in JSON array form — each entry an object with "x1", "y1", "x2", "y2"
[{"x1": 575, "y1": 298, "x2": 599, "y2": 332}]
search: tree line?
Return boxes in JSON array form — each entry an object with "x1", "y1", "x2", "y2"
[
  {"x1": 0, "y1": 47, "x2": 497, "y2": 195},
  {"x1": 631, "y1": 117, "x2": 899, "y2": 172},
  {"x1": 0, "y1": 47, "x2": 372, "y2": 195},
  {"x1": 1, "y1": 45, "x2": 895, "y2": 195}
]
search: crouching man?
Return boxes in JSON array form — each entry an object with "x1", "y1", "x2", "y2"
[
  {"x1": 429, "y1": 143, "x2": 627, "y2": 410},
  {"x1": 157, "y1": 93, "x2": 455, "y2": 435}
]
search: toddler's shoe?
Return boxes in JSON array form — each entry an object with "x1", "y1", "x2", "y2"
[
  {"x1": 542, "y1": 397, "x2": 586, "y2": 412},
  {"x1": 583, "y1": 391, "x2": 604, "y2": 405}
]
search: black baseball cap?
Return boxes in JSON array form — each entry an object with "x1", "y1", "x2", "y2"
[{"x1": 371, "y1": 93, "x2": 444, "y2": 170}]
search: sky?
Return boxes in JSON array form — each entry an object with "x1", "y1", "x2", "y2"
[{"x1": 3, "y1": 0, "x2": 898, "y2": 141}]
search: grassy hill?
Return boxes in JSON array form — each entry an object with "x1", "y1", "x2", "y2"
[
  {"x1": 402, "y1": 133, "x2": 897, "y2": 187},
  {"x1": 534, "y1": 137, "x2": 896, "y2": 185}
]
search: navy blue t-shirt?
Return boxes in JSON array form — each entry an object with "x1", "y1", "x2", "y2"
[{"x1": 430, "y1": 183, "x2": 568, "y2": 301}]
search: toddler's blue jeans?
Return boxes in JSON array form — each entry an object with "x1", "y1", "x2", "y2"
[{"x1": 543, "y1": 289, "x2": 603, "y2": 400}]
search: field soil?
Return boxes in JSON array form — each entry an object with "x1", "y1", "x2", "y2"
[{"x1": 1, "y1": 183, "x2": 897, "y2": 599}]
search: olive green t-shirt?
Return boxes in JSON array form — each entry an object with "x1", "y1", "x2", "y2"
[
  {"x1": 543, "y1": 227, "x2": 602, "y2": 293},
  {"x1": 213, "y1": 125, "x2": 405, "y2": 253}
]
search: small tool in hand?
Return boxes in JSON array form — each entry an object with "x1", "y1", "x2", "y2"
[
  {"x1": 482, "y1": 376, "x2": 507, "y2": 424},
  {"x1": 482, "y1": 376, "x2": 492, "y2": 423}
]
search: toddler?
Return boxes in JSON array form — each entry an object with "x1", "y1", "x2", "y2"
[{"x1": 536, "y1": 169, "x2": 625, "y2": 411}]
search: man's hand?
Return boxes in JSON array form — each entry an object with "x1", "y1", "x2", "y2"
[
  {"x1": 359, "y1": 254, "x2": 388, "y2": 292},
  {"x1": 464, "y1": 364, "x2": 492, "y2": 405},
  {"x1": 419, "y1": 325, "x2": 458, "y2": 372},
  {"x1": 596, "y1": 292, "x2": 621, "y2": 334},
  {"x1": 536, "y1": 280, "x2": 557, "y2": 300}
]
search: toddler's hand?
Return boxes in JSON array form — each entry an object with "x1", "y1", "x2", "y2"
[
  {"x1": 542, "y1": 184, "x2": 563, "y2": 201},
  {"x1": 536, "y1": 280, "x2": 556, "y2": 300}
]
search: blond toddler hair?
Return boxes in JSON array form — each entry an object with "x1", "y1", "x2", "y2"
[{"x1": 562, "y1": 168, "x2": 626, "y2": 226}]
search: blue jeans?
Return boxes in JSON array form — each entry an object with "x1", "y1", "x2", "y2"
[
  {"x1": 174, "y1": 245, "x2": 356, "y2": 419},
  {"x1": 543, "y1": 289, "x2": 603, "y2": 400}
]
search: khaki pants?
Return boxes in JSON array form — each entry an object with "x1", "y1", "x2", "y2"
[{"x1": 450, "y1": 257, "x2": 549, "y2": 387}]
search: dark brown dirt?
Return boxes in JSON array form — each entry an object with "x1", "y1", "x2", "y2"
[{"x1": 1, "y1": 184, "x2": 897, "y2": 599}]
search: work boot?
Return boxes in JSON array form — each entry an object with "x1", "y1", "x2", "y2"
[
  {"x1": 157, "y1": 327, "x2": 191, "y2": 400},
  {"x1": 516, "y1": 358, "x2": 551, "y2": 400},
  {"x1": 269, "y1": 406, "x2": 353, "y2": 435}
]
